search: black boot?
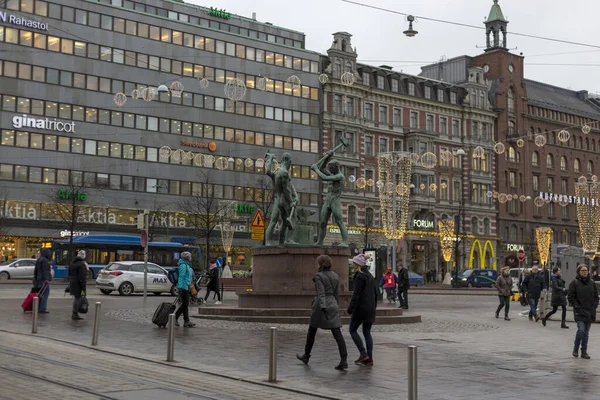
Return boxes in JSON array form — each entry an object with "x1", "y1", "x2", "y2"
[
  {"x1": 541, "y1": 317, "x2": 547, "y2": 326},
  {"x1": 71, "y1": 312, "x2": 83, "y2": 320},
  {"x1": 296, "y1": 353, "x2": 310, "y2": 365},
  {"x1": 561, "y1": 323, "x2": 569, "y2": 329},
  {"x1": 335, "y1": 356, "x2": 348, "y2": 371}
]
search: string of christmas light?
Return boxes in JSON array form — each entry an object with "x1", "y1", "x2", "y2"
[
  {"x1": 377, "y1": 152, "x2": 412, "y2": 240},
  {"x1": 575, "y1": 180, "x2": 600, "y2": 252},
  {"x1": 438, "y1": 220, "x2": 455, "y2": 262},
  {"x1": 534, "y1": 227, "x2": 553, "y2": 266}
]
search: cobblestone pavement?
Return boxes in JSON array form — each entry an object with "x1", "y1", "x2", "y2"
[{"x1": 1, "y1": 288, "x2": 600, "y2": 399}]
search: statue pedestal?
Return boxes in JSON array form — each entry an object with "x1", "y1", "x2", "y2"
[{"x1": 197, "y1": 246, "x2": 421, "y2": 324}]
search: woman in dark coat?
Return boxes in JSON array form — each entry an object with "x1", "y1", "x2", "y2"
[
  {"x1": 68, "y1": 250, "x2": 88, "y2": 320},
  {"x1": 204, "y1": 260, "x2": 222, "y2": 304},
  {"x1": 541, "y1": 267, "x2": 569, "y2": 328},
  {"x1": 297, "y1": 254, "x2": 348, "y2": 370},
  {"x1": 347, "y1": 253, "x2": 378, "y2": 366},
  {"x1": 568, "y1": 264, "x2": 599, "y2": 359}
]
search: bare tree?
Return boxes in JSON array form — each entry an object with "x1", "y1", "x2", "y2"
[
  {"x1": 251, "y1": 177, "x2": 274, "y2": 245},
  {"x1": 147, "y1": 201, "x2": 170, "y2": 242},
  {"x1": 178, "y1": 171, "x2": 233, "y2": 271}
]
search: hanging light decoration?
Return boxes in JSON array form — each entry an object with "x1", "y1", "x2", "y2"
[
  {"x1": 348, "y1": 175, "x2": 356, "y2": 183},
  {"x1": 429, "y1": 183, "x2": 438, "y2": 192},
  {"x1": 319, "y1": 74, "x2": 330, "y2": 84},
  {"x1": 492, "y1": 191, "x2": 499, "y2": 199},
  {"x1": 440, "y1": 149, "x2": 453, "y2": 162},
  {"x1": 557, "y1": 129, "x2": 570, "y2": 143},
  {"x1": 215, "y1": 156, "x2": 228, "y2": 170},
  {"x1": 472, "y1": 146, "x2": 485, "y2": 159},
  {"x1": 169, "y1": 81, "x2": 184, "y2": 98},
  {"x1": 193, "y1": 153, "x2": 204, "y2": 167},
  {"x1": 534, "y1": 134, "x2": 547, "y2": 147},
  {"x1": 593, "y1": 175, "x2": 599, "y2": 183},
  {"x1": 441, "y1": 182, "x2": 448, "y2": 189},
  {"x1": 131, "y1": 88, "x2": 140, "y2": 99},
  {"x1": 438, "y1": 220, "x2": 455, "y2": 263},
  {"x1": 287, "y1": 75, "x2": 302, "y2": 89},
  {"x1": 419, "y1": 183, "x2": 426, "y2": 190},
  {"x1": 409, "y1": 152, "x2": 420, "y2": 164},
  {"x1": 582, "y1": 124, "x2": 592, "y2": 134},
  {"x1": 535, "y1": 227, "x2": 553, "y2": 267},
  {"x1": 366, "y1": 178, "x2": 374, "y2": 187},
  {"x1": 494, "y1": 142, "x2": 506, "y2": 154},
  {"x1": 244, "y1": 158, "x2": 254, "y2": 168},
  {"x1": 487, "y1": 191, "x2": 493, "y2": 198},
  {"x1": 185, "y1": 151, "x2": 195, "y2": 160},
  {"x1": 376, "y1": 180, "x2": 384, "y2": 189},
  {"x1": 340, "y1": 71, "x2": 356, "y2": 86},
  {"x1": 159, "y1": 145, "x2": 172, "y2": 159},
  {"x1": 516, "y1": 138, "x2": 525, "y2": 148},
  {"x1": 579, "y1": 176, "x2": 588, "y2": 183},
  {"x1": 534, "y1": 197, "x2": 545, "y2": 207},
  {"x1": 575, "y1": 180, "x2": 600, "y2": 253},
  {"x1": 256, "y1": 77, "x2": 267, "y2": 91},
  {"x1": 141, "y1": 87, "x2": 156, "y2": 102},
  {"x1": 519, "y1": 195, "x2": 527, "y2": 202},
  {"x1": 235, "y1": 158, "x2": 243, "y2": 167},
  {"x1": 420, "y1": 152, "x2": 437, "y2": 169},
  {"x1": 498, "y1": 193, "x2": 508, "y2": 203},
  {"x1": 558, "y1": 196, "x2": 569, "y2": 207},
  {"x1": 198, "y1": 78, "x2": 209, "y2": 89},
  {"x1": 255, "y1": 158, "x2": 265, "y2": 168},
  {"x1": 113, "y1": 92, "x2": 127, "y2": 107},
  {"x1": 170, "y1": 149, "x2": 184, "y2": 162},
  {"x1": 224, "y1": 78, "x2": 247, "y2": 101},
  {"x1": 396, "y1": 183, "x2": 409, "y2": 195},
  {"x1": 377, "y1": 152, "x2": 412, "y2": 240},
  {"x1": 356, "y1": 177, "x2": 367, "y2": 189}
]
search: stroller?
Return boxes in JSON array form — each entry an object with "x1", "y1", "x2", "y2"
[{"x1": 167, "y1": 269, "x2": 205, "y2": 306}]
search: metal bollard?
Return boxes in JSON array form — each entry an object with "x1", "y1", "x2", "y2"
[
  {"x1": 268, "y1": 327, "x2": 277, "y2": 382},
  {"x1": 32, "y1": 296, "x2": 39, "y2": 334},
  {"x1": 408, "y1": 345, "x2": 418, "y2": 400},
  {"x1": 91, "y1": 302, "x2": 102, "y2": 346},
  {"x1": 166, "y1": 314, "x2": 175, "y2": 362}
]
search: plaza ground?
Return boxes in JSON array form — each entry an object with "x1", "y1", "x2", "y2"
[{"x1": 0, "y1": 284, "x2": 598, "y2": 399}]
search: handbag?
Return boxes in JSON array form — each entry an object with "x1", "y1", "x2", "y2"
[
  {"x1": 77, "y1": 295, "x2": 89, "y2": 314},
  {"x1": 189, "y1": 283, "x2": 198, "y2": 296}
]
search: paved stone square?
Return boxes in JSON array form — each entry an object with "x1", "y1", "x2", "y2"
[{"x1": 1, "y1": 285, "x2": 599, "y2": 399}]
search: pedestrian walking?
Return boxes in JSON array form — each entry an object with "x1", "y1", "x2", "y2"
[
  {"x1": 32, "y1": 249, "x2": 52, "y2": 313},
  {"x1": 542, "y1": 267, "x2": 569, "y2": 329},
  {"x1": 522, "y1": 265, "x2": 546, "y2": 321},
  {"x1": 397, "y1": 263, "x2": 409, "y2": 309},
  {"x1": 296, "y1": 254, "x2": 348, "y2": 370},
  {"x1": 380, "y1": 266, "x2": 397, "y2": 303},
  {"x1": 568, "y1": 265, "x2": 599, "y2": 359},
  {"x1": 538, "y1": 266, "x2": 551, "y2": 320},
  {"x1": 348, "y1": 253, "x2": 378, "y2": 366},
  {"x1": 175, "y1": 252, "x2": 196, "y2": 328},
  {"x1": 204, "y1": 260, "x2": 222, "y2": 304},
  {"x1": 68, "y1": 250, "x2": 88, "y2": 320},
  {"x1": 495, "y1": 267, "x2": 513, "y2": 321}
]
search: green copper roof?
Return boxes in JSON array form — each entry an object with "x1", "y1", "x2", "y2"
[{"x1": 487, "y1": 0, "x2": 507, "y2": 22}]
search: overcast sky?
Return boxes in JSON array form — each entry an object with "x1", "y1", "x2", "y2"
[{"x1": 187, "y1": 0, "x2": 600, "y2": 95}]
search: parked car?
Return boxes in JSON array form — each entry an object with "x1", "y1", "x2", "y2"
[
  {"x1": 408, "y1": 271, "x2": 425, "y2": 287},
  {"x1": 95, "y1": 261, "x2": 177, "y2": 296},
  {"x1": 0, "y1": 258, "x2": 37, "y2": 280},
  {"x1": 454, "y1": 269, "x2": 497, "y2": 288}
]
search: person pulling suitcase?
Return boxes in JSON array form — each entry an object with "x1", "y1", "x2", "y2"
[{"x1": 174, "y1": 252, "x2": 196, "y2": 327}]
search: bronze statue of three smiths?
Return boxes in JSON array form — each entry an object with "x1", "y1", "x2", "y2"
[{"x1": 264, "y1": 137, "x2": 349, "y2": 248}]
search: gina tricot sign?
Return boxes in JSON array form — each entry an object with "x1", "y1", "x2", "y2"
[
  {"x1": 0, "y1": 11, "x2": 48, "y2": 31},
  {"x1": 12, "y1": 115, "x2": 75, "y2": 133}
]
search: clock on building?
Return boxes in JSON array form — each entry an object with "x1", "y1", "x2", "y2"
[
  {"x1": 508, "y1": 64, "x2": 514, "y2": 73},
  {"x1": 483, "y1": 65, "x2": 490, "y2": 73}
]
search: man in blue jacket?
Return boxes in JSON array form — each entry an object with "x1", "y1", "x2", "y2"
[
  {"x1": 175, "y1": 252, "x2": 196, "y2": 328},
  {"x1": 33, "y1": 249, "x2": 52, "y2": 313}
]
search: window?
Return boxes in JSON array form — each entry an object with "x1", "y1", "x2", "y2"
[
  {"x1": 345, "y1": 97, "x2": 354, "y2": 116},
  {"x1": 453, "y1": 181, "x2": 461, "y2": 201},
  {"x1": 452, "y1": 120, "x2": 460, "y2": 137},
  {"x1": 408, "y1": 82, "x2": 415, "y2": 96},
  {"x1": 547, "y1": 177, "x2": 554, "y2": 192},
  {"x1": 472, "y1": 183, "x2": 479, "y2": 204},
  {"x1": 588, "y1": 160, "x2": 594, "y2": 175},
  {"x1": 507, "y1": 88, "x2": 515, "y2": 113},
  {"x1": 562, "y1": 178, "x2": 568, "y2": 193},
  {"x1": 391, "y1": 79, "x2": 399, "y2": 92},
  {"x1": 533, "y1": 175, "x2": 539, "y2": 191},
  {"x1": 379, "y1": 137, "x2": 388, "y2": 154},
  {"x1": 560, "y1": 156, "x2": 567, "y2": 171},
  {"x1": 426, "y1": 114, "x2": 434, "y2": 131},
  {"x1": 362, "y1": 72, "x2": 370, "y2": 86},
  {"x1": 548, "y1": 203, "x2": 555, "y2": 218},
  {"x1": 509, "y1": 171, "x2": 516, "y2": 187},
  {"x1": 574, "y1": 158, "x2": 581, "y2": 173},
  {"x1": 424, "y1": 86, "x2": 431, "y2": 99},
  {"x1": 471, "y1": 217, "x2": 478, "y2": 234},
  {"x1": 348, "y1": 205, "x2": 357, "y2": 226},
  {"x1": 484, "y1": 219, "x2": 490, "y2": 236},
  {"x1": 508, "y1": 120, "x2": 516, "y2": 136},
  {"x1": 440, "y1": 179, "x2": 449, "y2": 200},
  {"x1": 377, "y1": 75, "x2": 385, "y2": 89},
  {"x1": 365, "y1": 135, "x2": 374, "y2": 156},
  {"x1": 393, "y1": 108, "x2": 401, "y2": 126},
  {"x1": 333, "y1": 94, "x2": 342, "y2": 114},
  {"x1": 437, "y1": 89, "x2": 444, "y2": 102},
  {"x1": 440, "y1": 117, "x2": 447, "y2": 134},
  {"x1": 507, "y1": 147, "x2": 517, "y2": 162},
  {"x1": 410, "y1": 111, "x2": 418, "y2": 128},
  {"x1": 366, "y1": 208, "x2": 375, "y2": 227},
  {"x1": 365, "y1": 170, "x2": 374, "y2": 192},
  {"x1": 379, "y1": 105, "x2": 388, "y2": 124},
  {"x1": 450, "y1": 92, "x2": 457, "y2": 104},
  {"x1": 364, "y1": 103, "x2": 373, "y2": 120},
  {"x1": 532, "y1": 151, "x2": 539, "y2": 167},
  {"x1": 546, "y1": 154, "x2": 554, "y2": 169}
]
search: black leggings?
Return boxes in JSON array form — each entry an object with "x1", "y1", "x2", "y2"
[
  {"x1": 175, "y1": 289, "x2": 190, "y2": 322},
  {"x1": 543, "y1": 305, "x2": 567, "y2": 322},
  {"x1": 304, "y1": 326, "x2": 347, "y2": 358},
  {"x1": 204, "y1": 287, "x2": 221, "y2": 302}
]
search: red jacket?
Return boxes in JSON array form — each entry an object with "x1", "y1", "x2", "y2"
[{"x1": 382, "y1": 272, "x2": 397, "y2": 288}]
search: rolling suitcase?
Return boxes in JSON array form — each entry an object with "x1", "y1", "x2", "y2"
[
  {"x1": 22, "y1": 283, "x2": 48, "y2": 312},
  {"x1": 152, "y1": 296, "x2": 180, "y2": 328}
]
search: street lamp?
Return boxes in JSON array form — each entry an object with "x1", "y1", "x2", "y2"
[{"x1": 403, "y1": 15, "x2": 418, "y2": 37}]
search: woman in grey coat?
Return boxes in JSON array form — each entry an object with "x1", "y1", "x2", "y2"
[{"x1": 297, "y1": 254, "x2": 348, "y2": 370}]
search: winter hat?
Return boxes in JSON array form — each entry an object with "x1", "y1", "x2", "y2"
[
  {"x1": 77, "y1": 250, "x2": 86, "y2": 259},
  {"x1": 351, "y1": 253, "x2": 367, "y2": 267},
  {"x1": 181, "y1": 251, "x2": 192, "y2": 261}
]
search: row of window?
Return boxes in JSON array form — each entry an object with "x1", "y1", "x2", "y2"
[
  {"x1": 529, "y1": 105, "x2": 595, "y2": 128},
  {"x1": 530, "y1": 151, "x2": 594, "y2": 174},
  {"x1": 0, "y1": 94, "x2": 320, "y2": 153},
  {"x1": 6, "y1": 0, "x2": 319, "y2": 67},
  {"x1": 0, "y1": 163, "x2": 319, "y2": 206},
  {"x1": 1, "y1": 27, "x2": 321, "y2": 103},
  {"x1": 505, "y1": 226, "x2": 576, "y2": 245},
  {"x1": 0, "y1": 129, "x2": 320, "y2": 181}
]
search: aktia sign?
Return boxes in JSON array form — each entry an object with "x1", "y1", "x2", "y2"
[{"x1": 208, "y1": 7, "x2": 231, "y2": 19}]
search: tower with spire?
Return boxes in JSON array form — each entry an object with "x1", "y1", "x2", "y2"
[{"x1": 485, "y1": 0, "x2": 508, "y2": 51}]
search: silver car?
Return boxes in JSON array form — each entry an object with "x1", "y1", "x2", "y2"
[
  {"x1": 95, "y1": 261, "x2": 176, "y2": 296},
  {"x1": 0, "y1": 258, "x2": 37, "y2": 280}
]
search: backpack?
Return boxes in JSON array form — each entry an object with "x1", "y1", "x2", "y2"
[{"x1": 167, "y1": 268, "x2": 179, "y2": 285}]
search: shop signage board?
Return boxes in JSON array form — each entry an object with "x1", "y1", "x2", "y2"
[
  {"x1": 180, "y1": 140, "x2": 216, "y2": 151},
  {"x1": 234, "y1": 203, "x2": 255, "y2": 214},
  {"x1": 412, "y1": 219, "x2": 434, "y2": 229},
  {"x1": 57, "y1": 188, "x2": 87, "y2": 201},
  {"x1": 13, "y1": 115, "x2": 75, "y2": 132},
  {"x1": 250, "y1": 209, "x2": 265, "y2": 240},
  {"x1": 0, "y1": 12, "x2": 48, "y2": 30},
  {"x1": 208, "y1": 7, "x2": 232, "y2": 19},
  {"x1": 505, "y1": 243, "x2": 525, "y2": 252}
]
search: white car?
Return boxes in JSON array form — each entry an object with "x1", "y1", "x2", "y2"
[
  {"x1": 95, "y1": 261, "x2": 176, "y2": 296},
  {"x1": 0, "y1": 258, "x2": 54, "y2": 280}
]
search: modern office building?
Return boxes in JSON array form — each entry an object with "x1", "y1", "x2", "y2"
[
  {"x1": 320, "y1": 32, "x2": 498, "y2": 276},
  {"x1": 421, "y1": 0, "x2": 600, "y2": 269},
  {"x1": 0, "y1": 0, "x2": 322, "y2": 268}
]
